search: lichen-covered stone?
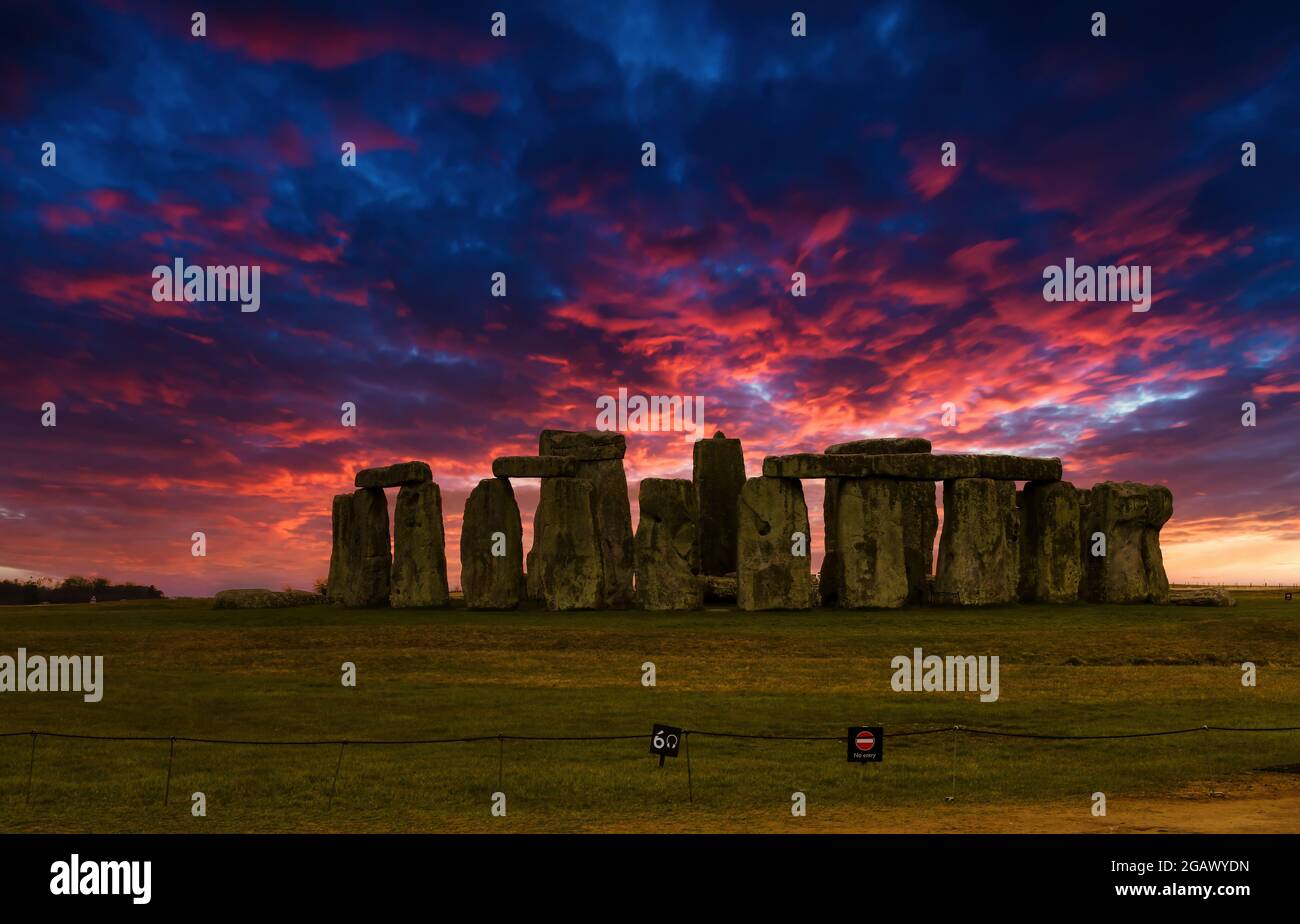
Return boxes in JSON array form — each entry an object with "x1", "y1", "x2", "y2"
[
  {"x1": 1018, "y1": 481, "x2": 1081, "y2": 603},
  {"x1": 327, "y1": 488, "x2": 391, "y2": 607},
  {"x1": 821, "y1": 440, "x2": 935, "y2": 604},
  {"x1": 1169, "y1": 587, "x2": 1234, "y2": 607},
  {"x1": 213, "y1": 588, "x2": 322, "y2": 609},
  {"x1": 537, "y1": 430, "x2": 633, "y2": 606},
  {"x1": 390, "y1": 481, "x2": 450, "y2": 608},
  {"x1": 933, "y1": 479, "x2": 1020, "y2": 605},
  {"x1": 1079, "y1": 482, "x2": 1173, "y2": 604},
  {"x1": 703, "y1": 573, "x2": 738, "y2": 603},
  {"x1": 824, "y1": 438, "x2": 932, "y2": 455},
  {"x1": 461, "y1": 478, "x2": 524, "y2": 610},
  {"x1": 693, "y1": 431, "x2": 746, "y2": 575},
  {"x1": 737, "y1": 477, "x2": 815, "y2": 610},
  {"x1": 634, "y1": 478, "x2": 702, "y2": 610},
  {"x1": 531, "y1": 477, "x2": 604, "y2": 611},
  {"x1": 539, "y1": 429, "x2": 626, "y2": 461},
  {"x1": 899, "y1": 481, "x2": 938, "y2": 604},
  {"x1": 491, "y1": 456, "x2": 578, "y2": 478},
  {"x1": 354, "y1": 461, "x2": 432, "y2": 489},
  {"x1": 835, "y1": 478, "x2": 908, "y2": 608},
  {"x1": 764, "y1": 453, "x2": 1062, "y2": 482}
]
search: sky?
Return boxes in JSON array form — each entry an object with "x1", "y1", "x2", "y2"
[{"x1": 1, "y1": 0, "x2": 1297, "y2": 596}]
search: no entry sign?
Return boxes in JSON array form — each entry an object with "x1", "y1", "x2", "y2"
[{"x1": 847, "y1": 726, "x2": 884, "y2": 762}]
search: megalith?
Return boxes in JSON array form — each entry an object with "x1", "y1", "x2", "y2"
[
  {"x1": 538, "y1": 430, "x2": 634, "y2": 607},
  {"x1": 692, "y1": 431, "x2": 746, "y2": 576},
  {"x1": 933, "y1": 478, "x2": 1019, "y2": 605},
  {"x1": 327, "y1": 488, "x2": 391, "y2": 607},
  {"x1": 532, "y1": 477, "x2": 604, "y2": 611},
  {"x1": 354, "y1": 461, "x2": 432, "y2": 489},
  {"x1": 1079, "y1": 482, "x2": 1172, "y2": 604},
  {"x1": 634, "y1": 478, "x2": 703, "y2": 610},
  {"x1": 390, "y1": 481, "x2": 450, "y2": 608},
  {"x1": 1018, "y1": 481, "x2": 1081, "y2": 603},
  {"x1": 737, "y1": 477, "x2": 815, "y2": 610},
  {"x1": 461, "y1": 477, "x2": 524, "y2": 610},
  {"x1": 821, "y1": 438, "x2": 934, "y2": 604},
  {"x1": 835, "y1": 478, "x2": 909, "y2": 608}
]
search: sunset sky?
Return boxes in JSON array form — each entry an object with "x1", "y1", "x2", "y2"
[{"x1": 2, "y1": 0, "x2": 1297, "y2": 596}]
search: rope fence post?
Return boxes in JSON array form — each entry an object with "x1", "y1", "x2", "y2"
[
  {"x1": 498, "y1": 734, "x2": 504, "y2": 790},
  {"x1": 25, "y1": 732, "x2": 37, "y2": 805},
  {"x1": 163, "y1": 736, "x2": 176, "y2": 805},
  {"x1": 948, "y1": 724, "x2": 959, "y2": 802},
  {"x1": 684, "y1": 730, "x2": 693, "y2": 804},
  {"x1": 328, "y1": 741, "x2": 347, "y2": 811}
]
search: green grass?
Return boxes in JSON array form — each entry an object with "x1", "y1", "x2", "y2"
[{"x1": 0, "y1": 593, "x2": 1297, "y2": 832}]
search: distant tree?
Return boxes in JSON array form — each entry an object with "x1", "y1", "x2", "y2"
[{"x1": 0, "y1": 576, "x2": 164, "y2": 606}]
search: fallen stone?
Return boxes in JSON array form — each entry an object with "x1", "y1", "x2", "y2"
[
  {"x1": 1080, "y1": 482, "x2": 1173, "y2": 604},
  {"x1": 461, "y1": 478, "x2": 524, "y2": 610},
  {"x1": 634, "y1": 478, "x2": 702, "y2": 610},
  {"x1": 213, "y1": 588, "x2": 322, "y2": 609},
  {"x1": 537, "y1": 430, "x2": 634, "y2": 606},
  {"x1": 354, "y1": 461, "x2": 432, "y2": 489},
  {"x1": 834, "y1": 478, "x2": 909, "y2": 608},
  {"x1": 327, "y1": 488, "x2": 391, "y2": 607},
  {"x1": 933, "y1": 479, "x2": 1020, "y2": 605},
  {"x1": 539, "y1": 429, "x2": 626, "y2": 461},
  {"x1": 737, "y1": 477, "x2": 816, "y2": 610},
  {"x1": 1018, "y1": 481, "x2": 1082, "y2": 603},
  {"x1": 693, "y1": 431, "x2": 746, "y2": 576},
  {"x1": 703, "y1": 573, "x2": 738, "y2": 603},
  {"x1": 491, "y1": 456, "x2": 577, "y2": 478},
  {"x1": 1169, "y1": 587, "x2": 1235, "y2": 607},
  {"x1": 390, "y1": 481, "x2": 450, "y2": 608},
  {"x1": 532, "y1": 477, "x2": 604, "y2": 610},
  {"x1": 763, "y1": 452, "x2": 1063, "y2": 482}
]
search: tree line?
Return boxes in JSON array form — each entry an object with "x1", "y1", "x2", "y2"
[{"x1": 0, "y1": 576, "x2": 164, "y2": 605}]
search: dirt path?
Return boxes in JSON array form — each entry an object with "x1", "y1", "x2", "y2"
[{"x1": 591, "y1": 773, "x2": 1300, "y2": 834}]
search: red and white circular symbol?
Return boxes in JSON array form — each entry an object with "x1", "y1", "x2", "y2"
[{"x1": 855, "y1": 730, "x2": 876, "y2": 752}]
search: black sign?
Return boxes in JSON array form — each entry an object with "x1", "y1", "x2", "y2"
[
  {"x1": 847, "y1": 726, "x2": 884, "y2": 763},
  {"x1": 650, "y1": 724, "x2": 682, "y2": 766},
  {"x1": 1287, "y1": 592, "x2": 1293, "y2": 601}
]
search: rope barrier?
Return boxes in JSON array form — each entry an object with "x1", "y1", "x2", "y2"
[
  {"x1": 4, "y1": 724, "x2": 1298, "y2": 746},
  {"x1": 8, "y1": 723, "x2": 1296, "y2": 809}
]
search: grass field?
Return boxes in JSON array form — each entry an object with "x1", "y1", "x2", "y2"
[{"x1": 1, "y1": 593, "x2": 1298, "y2": 833}]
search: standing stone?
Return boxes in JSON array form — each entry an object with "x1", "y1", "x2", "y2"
[
  {"x1": 327, "y1": 488, "x2": 391, "y2": 607},
  {"x1": 539, "y1": 430, "x2": 634, "y2": 606},
  {"x1": 634, "y1": 479, "x2": 702, "y2": 610},
  {"x1": 933, "y1": 478, "x2": 1019, "y2": 605},
  {"x1": 532, "y1": 477, "x2": 603, "y2": 610},
  {"x1": 835, "y1": 478, "x2": 909, "y2": 608},
  {"x1": 1019, "y1": 481, "x2": 1081, "y2": 603},
  {"x1": 391, "y1": 481, "x2": 450, "y2": 608},
  {"x1": 461, "y1": 478, "x2": 523, "y2": 610},
  {"x1": 1079, "y1": 482, "x2": 1172, "y2": 604},
  {"x1": 737, "y1": 477, "x2": 815, "y2": 610},
  {"x1": 525, "y1": 493, "x2": 547, "y2": 602},
  {"x1": 899, "y1": 482, "x2": 939, "y2": 603},
  {"x1": 821, "y1": 438, "x2": 934, "y2": 604},
  {"x1": 693, "y1": 431, "x2": 746, "y2": 576}
]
